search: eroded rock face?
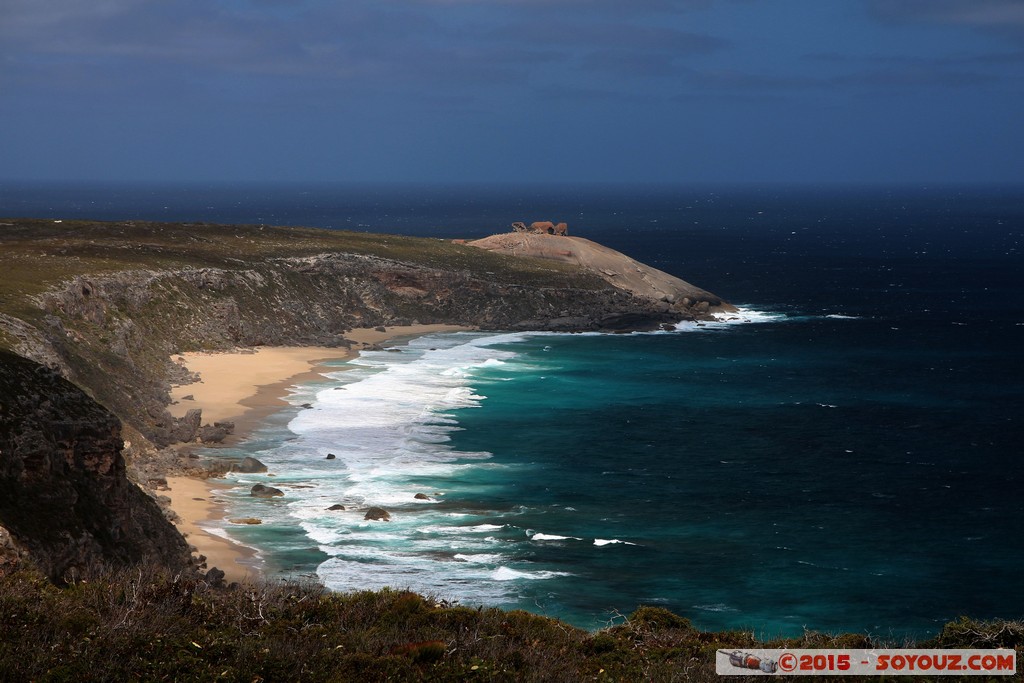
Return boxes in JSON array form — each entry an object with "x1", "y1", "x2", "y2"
[
  {"x1": 0, "y1": 350, "x2": 190, "y2": 581},
  {"x1": 33, "y1": 251, "x2": 687, "y2": 448},
  {"x1": 0, "y1": 524, "x2": 29, "y2": 575}
]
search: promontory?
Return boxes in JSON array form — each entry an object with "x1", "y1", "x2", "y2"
[{"x1": 0, "y1": 218, "x2": 731, "y2": 578}]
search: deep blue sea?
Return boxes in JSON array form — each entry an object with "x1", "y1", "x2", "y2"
[{"x1": 4, "y1": 182, "x2": 1022, "y2": 638}]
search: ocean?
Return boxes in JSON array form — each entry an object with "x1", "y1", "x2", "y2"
[{"x1": 4, "y1": 182, "x2": 1022, "y2": 638}]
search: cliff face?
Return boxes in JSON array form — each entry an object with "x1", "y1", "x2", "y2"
[
  {"x1": 0, "y1": 350, "x2": 190, "y2": 580},
  {"x1": 24, "y1": 251, "x2": 691, "y2": 447}
]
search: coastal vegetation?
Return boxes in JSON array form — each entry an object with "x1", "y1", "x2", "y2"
[
  {"x1": 2, "y1": 566, "x2": 1020, "y2": 682},
  {"x1": 0, "y1": 218, "x2": 606, "y2": 335}
]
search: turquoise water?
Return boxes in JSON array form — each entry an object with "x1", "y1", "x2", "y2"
[{"x1": 211, "y1": 304, "x2": 1022, "y2": 637}]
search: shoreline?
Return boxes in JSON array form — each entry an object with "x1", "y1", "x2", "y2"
[
  {"x1": 162, "y1": 324, "x2": 475, "y2": 580},
  {"x1": 164, "y1": 476, "x2": 261, "y2": 583}
]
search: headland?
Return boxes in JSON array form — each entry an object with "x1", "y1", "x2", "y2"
[{"x1": 0, "y1": 217, "x2": 730, "y2": 578}]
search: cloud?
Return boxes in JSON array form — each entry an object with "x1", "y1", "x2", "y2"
[
  {"x1": 0, "y1": 0, "x2": 729, "y2": 107},
  {"x1": 865, "y1": 0, "x2": 1024, "y2": 42},
  {"x1": 0, "y1": 0, "x2": 1013, "y2": 119},
  {"x1": 866, "y1": 0, "x2": 1024, "y2": 26}
]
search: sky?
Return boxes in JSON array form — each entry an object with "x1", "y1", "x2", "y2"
[{"x1": 1, "y1": 0, "x2": 1023, "y2": 185}]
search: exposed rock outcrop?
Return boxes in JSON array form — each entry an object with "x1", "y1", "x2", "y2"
[
  {"x1": 512, "y1": 221, "x2": 569, "y2": 236},
  {"x1": 0, "y1": 350, "x2": 190, "y2": 580},
  {"x1": 467, "y1": 233, "x2": 734, "y2": 316}
]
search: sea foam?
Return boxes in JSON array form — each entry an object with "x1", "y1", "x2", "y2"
[
  {"x1": 237, "y1": 331, "x2": 576, "y2": 605},
  {"x1": 673, "y1": 305, "x2": 788, "y2": 331}
]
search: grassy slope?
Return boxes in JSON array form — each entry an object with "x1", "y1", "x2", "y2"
[
  {"x1": 0, "y1": 218, "x2": 608, "y2": 351},
  {"x1": 2, "y1": 567, "x2": 1020, "y2": 682}
]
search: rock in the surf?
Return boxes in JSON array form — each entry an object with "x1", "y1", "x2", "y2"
[
  {"x1": 234, "y1": 456, "x2": 267, "y2": 473},
  {"x1": 250, "y1": 484, "x2": 284, "y2": 498},
  {"x1": 364, "y1": 507, "x2": 391, "y2": 521}
]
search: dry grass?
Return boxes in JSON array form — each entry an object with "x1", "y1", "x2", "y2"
[{"x1": 1, "y1": 566, "x2": 1020, "y2": 682}]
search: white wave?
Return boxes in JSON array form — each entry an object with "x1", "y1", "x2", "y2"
[
  {"x1": 413, "y1": 523, "x2": 508, "y2": 536},
  {"x1": 492, "y1": 567, "x2": 573, "y2": 581},
  {"x1": 825, "y1": 313, "x2": 861, "y2": 319},
  {"x1": 200, "y1": 524, "x2": 265, "y2": 556},
  {"x1": 453, "y1": 553, "x2": 506, "y2": 564},
  {"x1": 318, "y1": 556, "x2": 513, "y2": 602},
  {"x1": 530, "y1": 533, "x2": 582, "y2": 541},
  {"x1": 219, "y1": 329, "x2": 644, "y2": 604},
  {"x1": 594, "y1": 538, "x2": 638, "y2": 546},
  {"x1": 673, "y1": 306, "x2": 788, "y2": 331},
  {"x1": 693, "y1": 603, "x2": 739, "y2": 613}
]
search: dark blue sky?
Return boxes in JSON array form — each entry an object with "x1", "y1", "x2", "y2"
[{"x1": 2, "y1": 0, "x2": 1022, "y2": 185}]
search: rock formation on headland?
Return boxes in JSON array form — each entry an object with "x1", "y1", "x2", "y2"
[
  {"x1": 0, "y1": 218, "x2": 731, "y2": 576},
  {"x1": 467, "y1": 231, "x2": 734, "y2": 316},
  {"x1": 512, "y1": 221, "x2": 569, "y2": 236}
]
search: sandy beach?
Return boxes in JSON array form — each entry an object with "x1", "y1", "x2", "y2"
[
  {"x1": 163, "y1": 324, "x2": 474, "y2": 580},
  {"x1": 164, "y1": 476, "x2": 260, "y2": 583}
]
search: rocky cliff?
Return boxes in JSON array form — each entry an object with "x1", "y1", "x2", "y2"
[
  {"x1": 27, "y1": 251, "x2": 693, "y2": 448},
  {"x1": 0, "y1": 349, "x2": 190, "y2": 580}
]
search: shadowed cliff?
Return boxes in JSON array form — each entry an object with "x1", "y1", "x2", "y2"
[{"x1": 0, "y1": 349, "x2": 190, "y2": 580}]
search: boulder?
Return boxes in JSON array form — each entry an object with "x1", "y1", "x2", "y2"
[
  {"x1": 198, "y1": 424, "x2": 229, "y2": 443},
  {"x1": 250, "y1": 484, "x2": 284, "y2": 498},
  {"x1": 364, "y1": 507, "x2": 391, "y2": 521},
  {"x1": 234, "y1": 456, "x2": 267, "y2": 473},
  {"x1": 172, "y1": 408, "x2": 202, "y2": 442},
  {"x1": 413, "y1": 493, "x2": 432, "y2": 501},
  {"x1": 326, "y1": 453, "x2": 337, "y2": 460},
  {"x1": 204, "y1": 567, "x2": 226, "y2": 587},
  {"x1": 326, "y1": 504, "x2": 346, "y2": 511}
]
